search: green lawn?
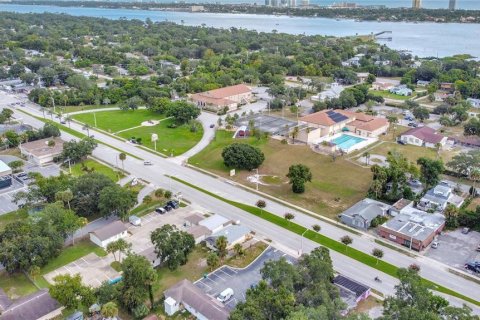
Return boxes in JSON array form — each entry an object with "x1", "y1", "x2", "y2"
[
  {"x1": 72, "y1": 109, "x2": 166, "y2": 133},
  {"x1": 369, "y1": 90, "x2": 414, "y2": 101},
  {"x1": 118, "y1": 118, "x2": 203, "y2": 156},
  {"x1": 0, "y1": 209, "x2": 28, "y2": 231},
  {"x1": 70, "y1": 158, "x2": 124, "y2": 182},
  {"x1": 189, "y1": 131, "x2": 370, "y2": 219},
  {"x1": 0, "y1": 271, "x2": 38, "y2": 299},
  {"x1": 226, "y1": 242, "x2": 268, "y2": 268},
  {"x1": 153, "y1": 246, "x2": 209, "y2": 299}
]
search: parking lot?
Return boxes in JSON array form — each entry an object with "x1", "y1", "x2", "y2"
[
  {"x1": 425, "y1": 229, "x2": 480, "y2": 274},
  {"x1": 44, "y1": 253, "x2": 120, "y2": 287},
  {"x1": 235, "y1": 114, "x2": 298, "y2": 137},
  {"x1": 194, "y1": 246, "x2": 295, "y2": 310},
  {"x1": 0, "y1": 178, "x2": 26, "y2": 214}
]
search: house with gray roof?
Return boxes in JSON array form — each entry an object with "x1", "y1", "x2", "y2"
[
  {"x1": 339, "y1": 198, "x2": 390, "y2": 230},
  {"x1": 89, "y1": 220, "x2": 128, "y2": 248},
  {"x1": 164, "y1": 279, "x2": 229, "y2": 320},
  {"x1": 418, "y1": 182, "x2": 464, "y2": 212},
  {"x1": 333, "y1": 275, "x2": 370, "y2": 314},
  {"x1": 205, "y1": 225, "x2": 251, "y2": 250},
  {"x1": 0, "y1": 289, "x2": 63, "y2": 320}
]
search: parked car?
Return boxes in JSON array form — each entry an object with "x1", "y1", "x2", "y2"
[
  {"x1": 16, "y1": 172, "x2": 27, "y2": 178},
  {"x1": 163, "y1": 205, "x2": 173, "y2": 212},
  {"x1": 210, "y1": 124, "x2": 215, "y2": 128},
  {"x1": 397, "y1": 140, "x2": 406, "y2": 145},
  {"x1": 129, "y1": 215, "x2": 142, "y2": 226},
  {"x1": 143, "y1": 161, "x2": 153, "y2": 166},
  {"x1": 462, "y1": 227, "x2": 470, "y2": 234},
  {"x1": 431, "y1": 241, "x2": 439, "y2": 249},
  {"x1": 408, "y1": 122, "x2": 418, "y2": 127},
  {"x1": 167, "y1": 200, "x2": 180, "y2": 209},
  {"x1": 217, "y1": 288, "x2": 234, "y2": 303},
  {"x1": 60, "y1": 119, "x2": 67, "y2": 124},
  {"x1": 465, "y1": 262, "x2": 480, "y2": 273},
  {"x1": 155, "y1": 207, "x2": 166, "y2": 214}
]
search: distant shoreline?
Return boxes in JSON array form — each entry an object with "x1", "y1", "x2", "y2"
[{"x1": 6, "y1": 1, "x2": 480, "y2": 24}]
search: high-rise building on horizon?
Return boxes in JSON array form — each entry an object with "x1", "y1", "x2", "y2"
[
  {"x1": 449, "y1": 0, "x2": 456, "y2": 10},
  {"x1": 301, "y1": 0, "x2": 309, "y2": 6},
  {"x1": 265, "y1": 0, "x2": 270, "y2": 6},
  {"x1": 412, "y1": 0, "x2": 422, "y2": 9}
]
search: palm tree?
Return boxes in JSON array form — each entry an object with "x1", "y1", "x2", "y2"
[
  {"x1": 28, "y1": 265, "x2": 40, "y2": 281},
  {"x1": 119, "y1": 152, "x2": 126, "y2": 171},
  {"x1": 363, "y1": 151, "x2": 370, "y2": 165},
  {"x1": 101, "y1": 302, "x2": 118, "y2": 319},
  {"x1": 216, "y1": 236, "x2": 228, "y2": 260},
  {"x1": 233, "y1": 243, "x2": 243, "y2": 258},
  {"x1": 65, "y1": 115, "x2": 72, "y2": 128},
  {"x1": 291, "y1": 126, "x2": 299, "y2": 143},
  {"x1": 207, "y1": 252, "x2": 220, "y2": 271},
  {"x1": 82, "y1": 124, "x2": 91, "y2": 136}
]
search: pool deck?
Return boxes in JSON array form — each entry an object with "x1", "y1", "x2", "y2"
[{"x1": 313, "y1": 132, "x2": 377, "y2": 153}]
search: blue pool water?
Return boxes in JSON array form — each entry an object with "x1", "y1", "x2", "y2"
[{"x1": 331, "y1": 134, "x2": 365, "y2": 151}]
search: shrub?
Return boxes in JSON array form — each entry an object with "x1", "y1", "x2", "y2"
[{"x1": 222, "y1": 143, "x2": 265, "y2": 171}]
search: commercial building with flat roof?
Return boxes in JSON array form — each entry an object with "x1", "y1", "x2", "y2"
[
  {"x1": 0, "y1": 160, "x2": 12, "y2": 189},
  {"x1": 190, "y1": 84, "x2": 252, "y2": 112},
  {"x1": 19, "y1": 137, "x2": 64, "y2": 166}
]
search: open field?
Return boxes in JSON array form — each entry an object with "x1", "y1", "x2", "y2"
[
  {"x1": 73, "y1": 109, "x2": 166, "y2": 133},
  {"x1": 366, "y1": 141, "x2": 458, "y2": 164},
  {"x1": 70, "y1": 158, "x2": 123, "y2": 181},
  {"x1": 63, "y1": 104, "x2": 117, "y2": 114},
  {"x1": 189, "y1": 131, "x2": 371, "y2": 219},
  {"x1": 117, "y1": 118, "x2": 203, "y2": 156},
  {"x1": 369, "y1": 90, "x2": 414, "y2": 101}
]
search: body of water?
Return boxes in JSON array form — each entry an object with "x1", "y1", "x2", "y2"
[{"x1": 1, "y1": 4, "x2": 479, "y2": 57}]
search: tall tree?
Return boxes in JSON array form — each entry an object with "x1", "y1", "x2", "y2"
[
  {"x1": 121, "y1": 254, "x2": 157, "y2": 311},
  {"x1": 286, "y1": 164, "x2": 312, "y2": 194},
  {"x1": 215, "y1": 236, "x2": 228, "y2": 259},
  {"x1": 417, "y1": 157, "x2": 444, "y2": 187},
  {"x1": 98, "y1": 185, "x2": 137, "y2": 220},
  {"x1": 150, "y1": 224, "x2": 195, "y2": 270},
  {"x1": 49, "y1": 274, "x2": 95, "y2": 309}
]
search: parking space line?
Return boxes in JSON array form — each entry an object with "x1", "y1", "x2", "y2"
[{"x1": 81, "y1": 257, "x2": 90, "y2": 265}]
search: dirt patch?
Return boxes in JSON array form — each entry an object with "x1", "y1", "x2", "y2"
[{"x1": 141, "y1": 119, "x2": 160, "y2": 127}]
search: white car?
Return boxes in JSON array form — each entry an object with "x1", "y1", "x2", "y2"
[{"x1": 217, "y1": 288, "x2": 234, "y2": 303}]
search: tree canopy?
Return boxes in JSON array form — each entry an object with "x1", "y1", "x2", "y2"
[{"x1": 222, "y1": 143, "x2": 265, "y2": 170}]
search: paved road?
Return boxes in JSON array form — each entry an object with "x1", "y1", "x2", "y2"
[{"x1": 5, "y1": 92, "x2": 480, "y2": 312}]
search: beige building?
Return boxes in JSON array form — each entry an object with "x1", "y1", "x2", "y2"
[
  {"x1": 0, "y1": 288, "x2": 63, "y2": 320},
  {"x1": 190, "y1": 84, "x2": 252, "y2": 112},
  {"x1": 19, "y1": 137, "x2": 64, "y2": 166}
]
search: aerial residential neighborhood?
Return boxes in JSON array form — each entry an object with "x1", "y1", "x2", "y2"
[{"x1": 0, "y1": 4, "x2": 480, "y2": 320}]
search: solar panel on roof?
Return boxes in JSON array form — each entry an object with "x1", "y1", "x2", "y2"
[{"x1": 326, "y1": 110, "x2": 335, "y2": 115}]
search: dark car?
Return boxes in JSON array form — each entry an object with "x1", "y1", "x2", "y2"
[
  {"x1": 408, "y1": 122, "x2": 418, "y2": 127},
  {"x1": 210, "y1": 124, "x2": 215, "y2": 128},
  {"x1": 167, "y1": 200, "x2": 180, "y2": 209},
  {"x1": 163, "y1": 205, "x2": 173, "y2": 212},
  {"x1": 397, "y1": 140, "x2": 406, "y2": 145},
  {"x1": 465, "y1": 262, "x2": 480, "y2": 273}
]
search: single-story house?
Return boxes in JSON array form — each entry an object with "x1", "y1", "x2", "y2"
[
  {"x1": 434, "y1": 92, "x2": 451, "y2": 102},
  {"x1": 190, "y1": 84, "x2": 252, "y2": 112},
  {"x1": 416, "y1": 80, "x2": 430, "y2": 86},
  {"x1": 311, "y1": 83, "x2": 344, "y2": 102},
  {"x1": 356, "y1": 73, "x2": 370, "y2": 84},
  {"x1": 389, "y1": 198, "x2": 414, "y2": 217},
  {"x1": 205, "y1": 224, "x2": 251, "y2": 250},
  {"x1": 399, "y1": 126, "x2": 447, "y2": 148},
  {"x1": 184, "y1": 213, "x2": 204, "y2": 227},
  {"x1": 371, "y1": 78, "x2": 400, "y2": 91},
  {"x1": 333, "y1": 275, "x2": 370, "y2": 314},
  {"x1": 339, "y1": 198, "x2": 390, "y2": 230},
  {"x1": 440, "y1": 82, "x2": 454, "y2": 92},
  {"x1": 377, "y1": 210, "x2": 445, "y2": 251},
  {"x1": 19, "y1": 137, "x2": 64, "y2": 166},
  {"x1": 198, "y1": 214, "x2": 232, "y2": 233},
  {"x1": 467, "y1": 98, "x2": 480, "y2": 108},
  {"x1": 389, "y1": 85, "x2": 413, "y2": 96},
  {"x1": 418, "y1": 182, "x2": 464, "y2": 212},
  {"x1": 0, "y1": 288, "x2": 63, "y2": 320},
  {"x1": 89, "y1": 221, "x2": 128, "y2": 248},
  {"x1": 0, "y1": 160, "x2": 12, "y2": 189},
  {"x1": 344, "y1": 112, "x2": 389, "y2": 138},
  {"x1": 164, "y1": 279, "x2": 229, "y2": 320},
  {"x1": 187, "y1": 225, "x2": 212, "y2": 244},
  {"x1": 138, "y1": 246, "x2": 161, "y2": 268},
  {"x1": 453, "y1": 135, "x2": 480, "y2": 148}
]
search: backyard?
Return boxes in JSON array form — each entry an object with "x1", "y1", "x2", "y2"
[
  {"x1": 73, "y1": 110, "x2": 203, "y2": 156},
  {"x1": 189, "y1": 131, "x2": 371, "y2": 219}
]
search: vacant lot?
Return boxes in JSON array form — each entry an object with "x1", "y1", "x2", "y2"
[
  {"x1": 118, "y1": 118, "x2": 203, "y2": 156},
  {"x1": 70, "y1": 158, "x2": 123, "y2": 181},
  {"x1": 73, "y1": 109, "x2": 166, "y2": 133},
  {"x1": 189, "y1": 131, "x2": 371, "y2": 219},
  {"x1": 366, "y1": 141, "x2": 457, "y2": 164}
]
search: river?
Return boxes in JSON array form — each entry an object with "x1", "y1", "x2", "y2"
[{"x1": 1, "y1": 3, "x2": 479, "y2": 57}]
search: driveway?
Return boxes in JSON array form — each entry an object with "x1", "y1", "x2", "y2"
[{"x1": 194, "y1": 246, "x2": 295, "y2": 310}]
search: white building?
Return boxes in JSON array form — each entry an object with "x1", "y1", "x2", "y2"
[
  {"x1": 399, "y1": 126, "x2": 447, "y2": 148},
  {"x1": 19, "y1": 137, "x2": 64, "y2": 166},
  {"x1": 467, "y1": 98, "x2": 480, "y2": 108},
  {"x1": 205, "y1": 225, "x2": 251, "y2": 250},
  {"x1": 89, "y1": 221, "x2": 128, "y2": 248},
  {"x1": 198, "y1": 214, "x2": 232, "y2": 233},
  {"x1": 311, "y1": 83, "x2": 344, "y2": 102}
]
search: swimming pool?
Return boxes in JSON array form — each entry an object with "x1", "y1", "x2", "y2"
[{"x1": 331, "y1": 134, "x2": 366, "y2": 151}]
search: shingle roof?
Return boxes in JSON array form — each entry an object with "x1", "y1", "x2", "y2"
[
  {"x1": 187, "y1": 225, "x2": 212, "y2": 239},
  {"x1": 299, "y1": 109, "x2": 354, "y2": 126},
  {"x1": 341, "y1": 198, "x2": 390, "y2": 222},
  {"x1": 185, "y1": 214, "x2": 204, "y2": 225},
  {"x1": 89, "y1": 221, "x2": 127, "y2": 241},
  {"x1": 0, "y1": 289, "x2": 61, "y2": 320},
  {"x1": 401, "y1": 126, "x2": 445, "y2": 144},
  {"x1": 165, "y1": 280, "x2": 229, "y2": 320}
]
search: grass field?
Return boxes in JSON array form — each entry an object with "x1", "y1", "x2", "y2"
[
  {"x1": 70, "y1": 158, "x2": 123, "y2": 182},
  {"x1": 189, "y1": 131, "x2": 371, "y2": 219},
  {"x1": 366, "y1": 141, "x2": 458, "y2": 164},
  {"x1": 73, "y1": 109, "x2": 166, "y2": 133},
  {"x1": 0, "y1": 271, "x2": 38, "y2": 299},
  {"x1": 0, "y1": 209, "x2": 28, "y2": 231},
  {"x1": 226, "y1": 241, "x2": 268, "y2": 268},
  {"x1": 117, "y1": 118, "x2": 203, "y2": 156},
  {"x1": 63, "y1": 104, "x2": 117, "y2": 114},
  {"x1": 369, "y1": 90, "x2": 414, "y2": 101}
]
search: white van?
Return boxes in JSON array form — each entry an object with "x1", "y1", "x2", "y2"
[
  {"x1": 129, "y1": 215, "x2": 142, "y2": 226},
  {"x1": 217, "y1": 288, "x2": 234, "y2": 303}
]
